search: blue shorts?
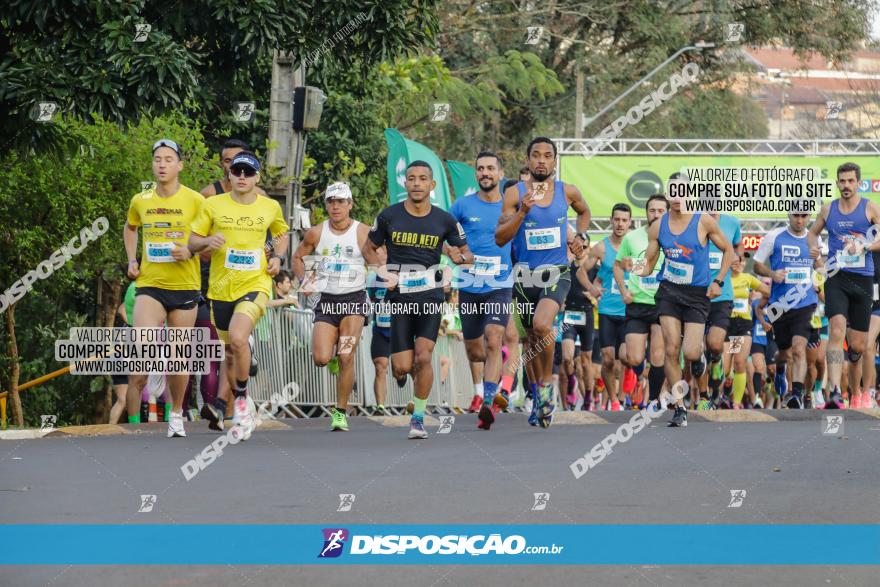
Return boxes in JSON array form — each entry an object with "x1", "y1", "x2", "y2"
[{"x1": 458, "y1": 288, "x2": 512, "y2": 341}]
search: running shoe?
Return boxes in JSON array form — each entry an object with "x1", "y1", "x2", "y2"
[
  {"x1": 668, "y1": 405, "x2": 688, "y2": 427},
  {"x1": 330, "y1": 408, "x2": 349, "y2": 431},
  {"x1": 535, "y1": 384, "x2": 555, "y2": 427},
  {"x1": 468, "y1": 394, "x2": 483, "y2": 413},
  {"x1": 408, "y1": 416, "x2": 428, "y2": 439},
  {"x1": 477, "y1": 403, "x2": 495, "y2": 430},
  {"x1": 825, "y1": 389, "x2": 845, "y2": 409},
  {"x1": 375, "y1": 404, "x2": 386, "y2": 415},
  {"x1": 610, "y1": 400, "x2": 622, "y2": 412},
  {"x1": 718, "y1": 394, "x2": 733, "y2": 410},
  {"x1": 200, "y1": 402, "x2": 224, "y2": 432},
  {"x1": 696, "y1": 398, "x2": 713, "y2": 411},
  {"x1": 493, "y1": 391, "x2": 510, "y2": 410},
  {"x1": 810, "y1": 391, "x2": 825, "y2": 409},
  {"x1": 167, "y1": 411, "x2": 186, "y2": 438},
  {"x1": 528, "y1": 400, "x2": 538, "y2": 426},
  {"x1": 783, "y1": 391, "x2": 803, "y2": 410},
  {"x1": 690, "y1": 353, "x2": 707, "y2": 379},
  {"x1": 753, "y1": 396, "x2": 764, "y2": 409},
  {"x1": 233, "y1": 397, "x2": 254, "y2": 441}
]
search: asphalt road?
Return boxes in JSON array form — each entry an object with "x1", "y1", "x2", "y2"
[{"x1": 2, "y1": 412, "x2": 879, "y2": 586}]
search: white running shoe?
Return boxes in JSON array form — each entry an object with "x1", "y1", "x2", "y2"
[
  {"x1": 233, "y1": 397, "x2": 254, "y2": 441},
  {"x1": 167, "y1": 411, "x2": 186, "y2": 438}
]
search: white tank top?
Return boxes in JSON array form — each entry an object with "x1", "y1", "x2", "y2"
[{"x1": 313, "y1": 220, "x2": 366, "y2": 295}]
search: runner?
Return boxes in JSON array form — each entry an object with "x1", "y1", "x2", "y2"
[
  {"x1": 123, "y1": 139, "x2": 205, "y2": 437},
  {"x1": 496, "y1": 137, "x2": 591, "y2": 428},
  {"x1": 807, "y1": 162, "x2": 880, "y2": 409},
  {"x1": 199, "y1": 139, "x2": 266, "y2": 197},
  {"x1": 292, "y1": 181, "x2": 378, "y2": 431},
  {"x1": 561, "y1": 244, "x2": 593, "y2": 411},
  {"x1": 581, "y1": 203, "x2": 631, "y2": 411},
  {"x1": 189, "y1": 151, "x2": 289, "y2": 438},
  {"x1": 702, "y1": 212, "x2": 742, "y2": 404},
  {"x1": 449, "y1": 151, "x2": 515, "y2": 430},
  {"x1": 614, "y1": 193, "x2": 668, "y2": 407},
  {"x1": 366, "y1": 259, "x2": 391, "y2": 414},
  {"x1": 728, "y1": 254, "x2": 769, "y2": 408},
  {"x1": 859, "y1": 249, "x2": 880, "y2": 407},
  {"x1": 641, "y1": 189, "x2": 734, "y2": 427},
  {"x1": 749, "y1": 294, "x2": 772, "y2": 408},
  {"x1": 754, "y1": 212, "x2": 820, "y2": 409},
  {"x1": 366, "y1": 160, "x2": 473, "y2": 439}
]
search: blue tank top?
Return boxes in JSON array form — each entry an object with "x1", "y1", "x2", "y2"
[
  {"x1": 767, "y1": 229, "x2": 817, "y2": 310},
  {"x1": 708, "y1": 214, "x2": 740, "y2": 302},
  {"x1": 826, "y1": 198, "x2": 874, "y2": 277},
  {"x1": 597, "y1": 237, "x2": 626, "y2": 317},
  {"x1": 513, "y1": 181, "x2": 569, "y2": 269},
  {"x1": 658, "y1": 213, "x2": 710, "y2": 287}
]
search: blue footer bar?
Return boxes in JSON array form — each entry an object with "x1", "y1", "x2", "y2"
[{"x1": 3, "y1": 524, "x2": 879, "y2": 565}]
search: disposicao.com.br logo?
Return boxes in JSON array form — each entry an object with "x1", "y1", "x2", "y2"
[{"x1": 318, "y1": 529, "x2": 564, "y2": 558}]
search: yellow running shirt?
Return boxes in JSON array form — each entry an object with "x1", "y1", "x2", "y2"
[
  {"x1": 730, "y1": 272, "x2": 762, "y2": 319},
  {"x1": 191, "y1": 193, "x2": 289, "y2": 302},
  {"x1": 126, "y1": 185, "x2": 204, "y2": 290}
]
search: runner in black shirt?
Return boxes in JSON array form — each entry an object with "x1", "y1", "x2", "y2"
[{"x1": 367, "y1": 160, "x2": 472, "y2": 439}]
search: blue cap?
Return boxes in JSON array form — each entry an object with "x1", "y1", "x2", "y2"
[{"x1": 230, "y1": 153, "x2": 261, "y2": 172}]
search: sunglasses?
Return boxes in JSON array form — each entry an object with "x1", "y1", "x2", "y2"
[{"x1": 230, "y1": 166, "x2": 257, "y2": 178}]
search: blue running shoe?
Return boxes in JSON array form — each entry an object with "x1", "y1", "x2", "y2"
[
  {"x1": 536, "y1": 384, "x2": 555, "y2": 418},
  {"x1": 408, "y1": 416, "x2": 428, "y2": 439},
  {"x1": 528, "y1": 400, "x2": 538, "y2": 426}
]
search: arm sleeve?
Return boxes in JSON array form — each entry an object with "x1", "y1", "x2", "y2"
[
  {"x1": 444, "y1": 213, "x2": 467, "y2": 248},
  {"x1": 368, "y1": 210, "x2": 388, "y2": 247},
  {"x1": 752, "y1": 229, "x2": 778, "y2": 264},
  {"x1": 269, "y1": 200, "x2": 290, "y2": 238},
  {"x1": 190, "y1": 200, "x2": 213, "y2": 237}
]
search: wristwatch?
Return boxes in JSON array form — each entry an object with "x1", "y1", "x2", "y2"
[
  {"x1": 712, "y1": 278, "x2": 724, "y2": 288},
  {"x1": 575, "y1": 231, "x2": 588, "y2": 242}
]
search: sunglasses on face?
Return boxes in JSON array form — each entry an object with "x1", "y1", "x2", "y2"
[{"x1": 229, "y1": 166, "x2": 257, "y2": 178}]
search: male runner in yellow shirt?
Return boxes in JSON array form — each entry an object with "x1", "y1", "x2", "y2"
[
  {"x1": 123, "y1": 138, "x2": 204, "y2": 437},
  {"x1": 189, "y1": 151, "x2": 289, "y2": 439}
]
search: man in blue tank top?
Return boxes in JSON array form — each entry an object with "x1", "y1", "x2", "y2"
[
  {"x1": 449, "y1": 151, "x2": 517, "y2": 431},
  {"x1": 580, "y1": 203, "x2": 631, "y2": 411},
  {"x1": 496, "y1": 137, "x2": 592, "y2": 428},
  {"x1": 642, "y1": 192, "x2": 735, "y2": 428},
  {"x1": 754, "y1": 212, "x2": 819, "y2": 409},
  {"x1": 808, "y1": 162, "x2": 880, "y2": 409}
]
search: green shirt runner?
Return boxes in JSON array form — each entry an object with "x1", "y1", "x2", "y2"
[{"x1": 615, "y1": 226, "x2": 664, "y2": 305}]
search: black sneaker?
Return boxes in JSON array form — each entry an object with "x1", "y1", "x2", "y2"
[
  {"x1": 200, "y1": 403, "x2": 224, "y2": 431},
  {"x1": 784, "y1": 390, "x2": 803, "y2": 409},
  {"x1": 668, "y1": 406, "x2": 688, "y2": 427},
  {"x1": 825, "y1": 390, "x2": 845, "y2": 409},
  {"x1": 477, "y1": 403, "x2": 495, "y2": 430}
]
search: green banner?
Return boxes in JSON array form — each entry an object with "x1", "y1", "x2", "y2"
[
  {"x1": 560, "y1": 154, "x2": 880, "y2": 217},
  {"x1": 445, "y1": 160, "x2": 479, "y2": 200},
  {"x1": 384, "y1": 128, "x2": 452, "y2": 210}
]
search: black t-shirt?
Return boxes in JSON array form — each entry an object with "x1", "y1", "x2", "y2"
[
  {"x1": 872, "y1": 250, "x2": 880, "y2": 285},
  {"x1": 368, "y1": 202, "x2": 467, "y2": 301},
  {"x1": 565, "y1": 261, "x2": 592, "y2": 310}
]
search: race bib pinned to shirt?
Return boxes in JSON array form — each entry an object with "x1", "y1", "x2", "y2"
[
  {"x1": 836, "y1": 250, "x2": 866, "y2": 269},
  {"x1": 145, "y1": 242, "x2": 175, "y2": 263},
  {"x1": 472, "y1": 255, "x2": 501, "y2": 276},
  {"x1": 376, "y1": 313, "x2": 391, "y2": 328},
  {"x1": 663, "y1": 259, "x2": 694, "y2": 285},
  {"x1": 399, "y1": 270, "x2": 433, "y2": 294},
  {"x1": 224, "y1": 248, "x2": 261, "y2": 271},
  {"x1": 733, "y1": 298, "x2": 749, "y2": 315},
  {"x1": 525, "y1": 227, "x2": 561, "y2": 251},
  {"x1": 754, "y1": 322, "x2": 766, "y2": 338},
  {"x1": 709, "y1": 252, "x2": 722, "y2": 271},
  {"x1": 784, "y1": 267, "x2": 811, "y2": 285},
  {"x1": 639, "y1": 274, "x2": 659, "y2": 291}
]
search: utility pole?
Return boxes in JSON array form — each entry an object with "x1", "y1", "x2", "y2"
[{"x1": 574, "y1": 53, "x2": 584, "y2": 139}]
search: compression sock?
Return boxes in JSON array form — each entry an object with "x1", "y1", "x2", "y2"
[
  {"x1": 567, "y1": 374, "x2": 576, "y2": 392},
  {"x1": 733, "y1": 372, "x2": 747, "y2": 404},
  {"x1": 774, "y1": 363, "x2": 787, "y2": 395},
  {"x1": 753, "y1": 373, "x2": 763, "y2": 398},
  {"x1": 474, "y1": 382, "x2": 484, "y2": 400},
  {"x1": 234, "y1": 379, "x2": 248, "y2": 398},
  {"x1": 501, "y1": 375, "x2": 515, "y2": 394},
  {"x1": 413, "y1": 397, "x2": 428, "y2": 419},
  {"x1": 792, "y1": 381, "x2": 805, "y2": 397},
  {"x1": 632, "y1": 360, "x2": 645, "y2": 378},
  {"x1": 483, "y1": 380, "x2": 498, "y2": 405},
  {"x1": 213, "y1": 397, "x2": 228, "y2": 415},
  {"x1": 648, "y1": 366, "x2": 665, "y2": 402}
]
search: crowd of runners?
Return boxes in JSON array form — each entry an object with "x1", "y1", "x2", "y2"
[{"x1": 113, "y1": 135, "x2": 880, "y2": 441}]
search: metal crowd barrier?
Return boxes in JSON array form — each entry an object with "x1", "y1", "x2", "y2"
[{"x1": 250, "y1": 307, "x2": 524, "y2": 417}]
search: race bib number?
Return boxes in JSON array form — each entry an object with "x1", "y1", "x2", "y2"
[
  {"x1": 836, "y1": 250, "x2": 866, "y2": 269},
  {"x1": 525, "y1": 227, "x2": 561, "y2": 251},
  {"x1": 224, "y1": 248, "x2": 261, "y2": 271},
  {"x1": 374, "y1": 288, "x2": 387, "y2": 300},
  {"x1": 663, "y1": 260, "x2": 694, "y2": 285},
  {"x1": 563, "y1": 311, "x2": 587, "y2": 325},
  {"x1": 473, "y1": 255, "x2": 501, "y2": 276},
  {"x1": 376, "y1": 314, "x2": 391, "y2": 328},
  {"x1": 709, "y1": 252, "x2": 722, "y2": 271},
  {"x1": 818, "y1": 302, "x2": 825, "y2": 316},
  {"x1": 610, "y1": 279, "x2": 621, "y2": 295},
  {"x1": 754, "y1": 322, "x2": 766, "y2": 338},
  {"x1": 733, "y1": 298, "x2": 749, "y2": 314},
  {"x1": 784, "y1": 267, "x2": 811, "y2": 285},
  {"x1": 321, "y1": 258, "x2": 349, "y2": 274},
  {"x1": 399, "y1": 270, "x2": 433, "y2": 294},
  {"x1": 145, "y1": 242, "x2": 175, "y2": 263},
  {"x1": 639, "y1": 274, "x2": 659, "y2": 291}
]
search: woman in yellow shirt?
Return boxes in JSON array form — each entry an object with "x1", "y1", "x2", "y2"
[{"x1": 729, "y1": 254, "x2": 770, "y2": 408}]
